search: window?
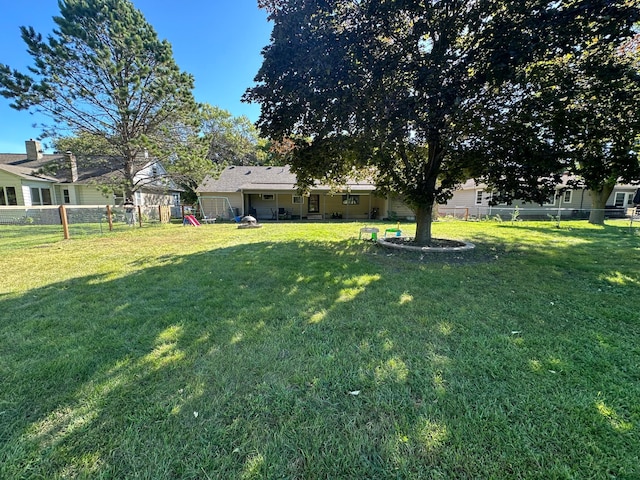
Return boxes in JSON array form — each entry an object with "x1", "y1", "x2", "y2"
[
  {"x1": 6, "y1": 187, "x2": 17, "y2": 205},
  {"x1": 491, "y1": 191, "x2": 506, "y2": 205},
  {"x1": 342, "y1": 194, "x2": 360, "y2": 205},
  {"x1": 262, "y1": 194, "x2": 274, "y2": 200},
  {"x1": 475, "y1": 190, "x2": 484, "y2": 205},
  {"x1": 308, "y1": 194, "x2": 320, "y2": 213},
  {"x1": 614, "y1": 192, "x2": 633, "y2": 208},
  {"x1": 292, "y1": 195, "x2": 304, "y2": 204},
  {"x1": 614, "y1": 193, "x2": 625, "y2": 207},
  {"x1": 63, "y1": 189, "x2": 71, "y2": 203},
  {"x1": 41, "y1": 189, "x2": 52, "y2": 205},
  {"x1": 0, "y1": 186, "x2": 18, "y2": 206},
  {"x1": 562, "y1": 190, "x2": 572, "y2": 203},
  {"x1": 30, "y1": 187, "x2": 52, "y2": 205},
  {"x1": 544, "y1": 194, "x2": 557, "y2": 206}
]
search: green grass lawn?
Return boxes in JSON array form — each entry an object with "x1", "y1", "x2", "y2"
[{"x1": 1, "y1": 219, "x2": 639, "y2": 479}]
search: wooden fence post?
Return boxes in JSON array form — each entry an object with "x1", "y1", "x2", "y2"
[
  {"x1": 59, "y1": 205, "x2": 70, "y2": 240},
  {"x1": 137, "y1": 205, "x2": 143, "y2": 227},
  {"x1": 106, "y1": 205, "x2": 113, "y2": 231}
]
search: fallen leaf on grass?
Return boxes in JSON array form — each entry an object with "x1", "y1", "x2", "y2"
[{"x1": 348, "y1": 390, "x2": 361, "y2": 396}]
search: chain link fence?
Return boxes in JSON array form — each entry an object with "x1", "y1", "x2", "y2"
[
  {"x1": 436, "y1": 206, "x2": 628, "y2": 222},
  {"x1": 0, "y1": 205, "x2": 173, "y2": 238}
]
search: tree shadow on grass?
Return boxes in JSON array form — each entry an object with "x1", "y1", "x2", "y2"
[{"x1": 1, "y1": 237, "x2": 639, "y2": 478}]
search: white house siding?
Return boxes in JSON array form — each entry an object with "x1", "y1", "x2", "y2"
[
  {"x1": 440, "y1": 185, "x2": 640, "y2": 220},
  {"x1": 0, "y1": 170, "x2": 24, "y2": 204},
  {"x1": 140, "y1": 192, "x2": 174, "y2": 206},
  {"x1": 75, "y1": 185, "x2": 112, "y2": 205},
  {"x1": 438, "y1": 189, "x2": 480, "y2": 218},
  {"x1": 53, "y1": 185, "x2": 80, "y2": 205},
  {"x1": 386, "y1": 196, "x2": 415, "y2": 220}
]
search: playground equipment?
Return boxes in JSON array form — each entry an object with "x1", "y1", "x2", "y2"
[
  {"x1": 359, "y1": 226, "x2": 379, "y2": 240},
  {"x1": 384, "y1": 222, "x2": 403, "y2": 237},
  {"x1": 183, "y1": 215, "x2": 201, "y2": 226},
  {"x1": 197, "y1": 196, "x2": 240, "y2": 222}
]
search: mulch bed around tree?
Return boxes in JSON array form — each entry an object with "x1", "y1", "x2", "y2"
[{"x1": 381, "y1": 237, "x2": 468, "y2": 248}]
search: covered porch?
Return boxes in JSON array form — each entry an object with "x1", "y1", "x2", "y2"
[{"x1": 242, "y1": 189, "x2": 385, "y2": 221}]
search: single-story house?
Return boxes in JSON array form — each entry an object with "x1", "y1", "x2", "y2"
[
  {"x1": 196, "y1": 165, "x2": 415, "y2": 221},
  {"x1": 0, "y1": 139, "x2": 181, "y2": 208},
  {"x1": 438, "y1": 178, "x2": 639, "y2": 219}
]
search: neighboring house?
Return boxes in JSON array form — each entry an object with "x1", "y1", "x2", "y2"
[
  {"x1": 439, "y1": 178, "x2": 639, "y2": 219},
  {"x1": 196, "y1": 165, "x2": 408, "y2": 221},
  {"x1": 0, "y1": 139, "x2": 181, "y2": 208}
]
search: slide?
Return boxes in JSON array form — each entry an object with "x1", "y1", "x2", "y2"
[{"x1": 184, "y1": 215, "x2": 201, "y2": 226}]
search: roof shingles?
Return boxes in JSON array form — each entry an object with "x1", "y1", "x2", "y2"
[{"x1": 197, "y1": 165, "x2": 376, "y2": 193}]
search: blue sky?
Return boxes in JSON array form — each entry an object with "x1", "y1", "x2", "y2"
[{"x1": 0, "y1": 0, "x2": 272, "y2": 153}]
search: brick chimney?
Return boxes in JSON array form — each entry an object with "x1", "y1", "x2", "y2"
[
  {"x1": 25, "y1": 139, "x2": 43, "y2": 161},
  {"x1": 65, "y1": 151, "x2": 78, "y2": 182}
]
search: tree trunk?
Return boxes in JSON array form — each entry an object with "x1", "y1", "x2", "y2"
[
  {"x1": 588, "y1": 182, "x2": 616, "y2": 225},
  {"x1": 414, "y1": 203, "x2": 434, "y2": 246},
  {"x1": 124, "y1": 154, "x2": 136, "y2": 202}
]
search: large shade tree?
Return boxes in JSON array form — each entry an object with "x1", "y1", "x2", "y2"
[
  {"x1": 548, "y1": 37, "x2": 640, "y2": 225},
  {"x1": 246, "y1": 0, "x2": 638, "y2": 245},
  {"x1": 0, "y1": 0, "x2": 196, "y2": 200},
  {"x1": 154, "y1": 103, "x2": 271, "y2": 203},
  {"x1": 470, "y1": 34, "x2": 640, "y2": 224}
]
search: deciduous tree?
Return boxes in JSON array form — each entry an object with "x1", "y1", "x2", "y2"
[
  {"x1": 151, "y1": 103, "x2": 271, "y2": 203},
  {"x1": 245, "y1": 0, "x2": 638, "y2": 244}
]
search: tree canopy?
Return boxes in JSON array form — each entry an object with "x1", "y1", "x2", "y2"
[
  {"x1": 245, "y1": 0, "x2": 639, "y2": 243},
  {"x1": 0, "y1": 0, "x2": 196, "y2": 200},
  {"x1": 154, "y1": 103, "x2": 272, "y2": 204},
  {"x1": 472, "y1": 32, "x2": 640, "y2": 224}
]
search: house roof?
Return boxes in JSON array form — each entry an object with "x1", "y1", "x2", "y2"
[
  {"x1": 197, "y1": 165, "x2": 376, "y2": 194},
  {"x1": 0, "y1": 161, "x2": 59, "y2": 182},
  {"x1": 457, "y1": 176, "x2": 638, "y2": 191},
  {"x1": 0, "y1": 151, "x2": 181, "y2": 191},
  {"x1": 0, "y1": 152, "x2": 121, "y2": 184}
]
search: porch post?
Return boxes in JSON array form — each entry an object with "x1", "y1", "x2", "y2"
[{"x1": 322, "y1": 194, "x2": 326, "y2": 220}]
